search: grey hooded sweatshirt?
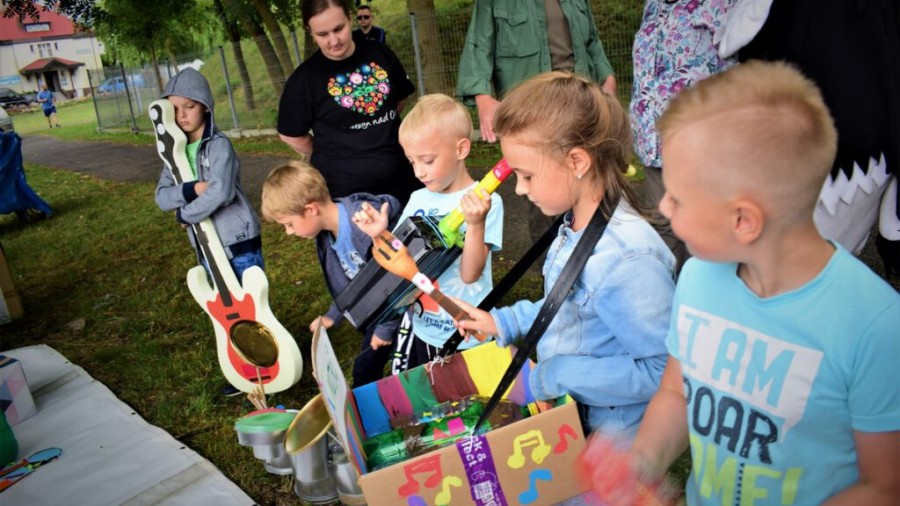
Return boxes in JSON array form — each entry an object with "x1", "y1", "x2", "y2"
[{"x1": 154, "y1": 68, "x2": 261, "y2": 259}]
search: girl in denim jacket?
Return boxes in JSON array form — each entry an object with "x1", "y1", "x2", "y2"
[{"x1": 454, "y1": 71, "x2": 676, "y2": 439}]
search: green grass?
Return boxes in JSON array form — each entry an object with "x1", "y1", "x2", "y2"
[{"x1": 0, "y1": 165, "x2": 369, "y2": 504}]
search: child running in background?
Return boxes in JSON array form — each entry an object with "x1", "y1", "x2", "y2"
[
  {"x1": 584, "y1": 61, "x2": 900, "y2": 506},
  {"x1": 353, "y1": 94, "x2": 504, "y2": 371},
  {"x1": 261, "y1": 160, "x2": 402, "y2": 387},
  {"x1": 452, "y1": 71, "x2": 676, "y2": 440}
]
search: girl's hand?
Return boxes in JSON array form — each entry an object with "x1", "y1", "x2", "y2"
[
  {"x1": 195, "y1": 181, "x2": 208, "y2": 195},
  {"x1": 449, "y1": 297, "x2": 497, "y2": 338},
  {"x1": 370, "y1": 334, "x2": 392, "y2": 350},
  {"x1": 352, "y1": 201, "x2": 390, "y2": 239},
  {"x1": 309, "y1": 315, "x2": 334, "y2": 334},
  {"x1": 460, "y1": 188, "x2": 491, "y2": 227}
]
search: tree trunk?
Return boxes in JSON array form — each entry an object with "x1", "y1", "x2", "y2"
[
  {"x1": 150, "y1": 44, "x2": 164, "y2": 94},
  {"x1": 213, "y1": 0, "x2": 256, "y2": 110},
  {"x1": 222, "y1": 0, "x2": 284, "y2": 95},
  {"x1": 249, "y1": 0, "x2": 295, "y2": 76},
  {"x1": 406, "y1": 0, "x2": 449, "y2": 94},
  {"x1": 167, "y1": 45, "x2": 178, "y2": 79},
  {"x1": 303, "y1": 29, "x2": 316, "y2": 60}
]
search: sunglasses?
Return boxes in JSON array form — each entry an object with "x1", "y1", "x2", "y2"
[{"x1": 357, "y1": 14, "x2": 371, "y2": 20}]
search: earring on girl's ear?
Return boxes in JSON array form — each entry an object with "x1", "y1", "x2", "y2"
[{"x1": 576, "y1": 172, "x2": 583, "y2": 180}]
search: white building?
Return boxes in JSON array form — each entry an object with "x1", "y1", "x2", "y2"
[{"x1": 0, "y1": 9, "x2": 104, "y2": 98}]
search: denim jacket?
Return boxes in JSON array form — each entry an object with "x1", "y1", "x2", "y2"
[{"x1": 492, "y1": 201, "x2": 675, "y2": 434}]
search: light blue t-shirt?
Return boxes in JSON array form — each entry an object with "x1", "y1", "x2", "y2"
[
  {"x1": 37, "y1": 89, "x2": 54, "y2": 111},
  {"x1": 330, "y1": 202, "x2": 367, "y2": 280},
  {"x1": 398, "y1": 185, "x2": 503, "y2": 348},
  {"x1": 667, "y1": 245, "x2": 900, "y2": 506}
]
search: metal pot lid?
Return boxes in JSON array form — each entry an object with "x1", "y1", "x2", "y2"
[{"x1": 235, "y1": 410, "x2": 295, "y2": 433}]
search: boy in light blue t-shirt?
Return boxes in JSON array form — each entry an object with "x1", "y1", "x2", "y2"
[
  {"x1": 584, "y1": 61, "x2": 900, "y2": 506},
  {"x1": 353, "y1": 94, "x2": 503, "y2": 372}
]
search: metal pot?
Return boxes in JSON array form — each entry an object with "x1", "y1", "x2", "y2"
[
  {"x1": 234, "y1": 408, "x2": 295, "y2": 475},
  {"x1": 284, "y1": 393, "x2": 338, "y2": 504},
  {"x1": 331, "y1": 445, "x2": 366, "y2": 506}
]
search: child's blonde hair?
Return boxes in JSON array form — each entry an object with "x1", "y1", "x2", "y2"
[
  {"x1": 399, "y1": 94, "x2": 473, "y2": 145},
  {"x1": 261, "y1": 160, "x2": 330, "y2": 221},
  {"x1": 494, "y1": 71, "x2": 640, "y2": 217},
  {"x1": 658, "y1": 60, "x2": 837, "y2": 218}
]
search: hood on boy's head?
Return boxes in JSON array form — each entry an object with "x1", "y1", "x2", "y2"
[{"x1": 161, "y1": 67, "x2": 215, "y2": 118}]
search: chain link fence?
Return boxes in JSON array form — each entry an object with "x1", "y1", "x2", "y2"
[{"x1": 90, "y1": 4, "x2": 643, "y2": 135}]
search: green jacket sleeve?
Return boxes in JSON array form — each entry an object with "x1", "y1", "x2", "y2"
[
  {"x1": 583, "y1": 1, "x2": 614, "y2": 82},
  {"x1": 456, "y1": 0, "x2": 497, "y2": 106}
]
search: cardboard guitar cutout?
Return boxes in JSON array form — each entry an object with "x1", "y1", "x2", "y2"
[{"x1": 149, "y1": 99, "x2": 302, "y2": 393}]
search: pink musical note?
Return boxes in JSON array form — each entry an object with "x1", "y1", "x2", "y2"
[
  {"x1": 398, "y1": 454, "x2": 444, "y2": 497},
  {"x1": 554, "y1": 423, "x2": 578, "y2": 454}
]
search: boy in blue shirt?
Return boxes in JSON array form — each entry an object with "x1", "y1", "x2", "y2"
[
  {"x1": 586, "y1": 61, "x2": 900, "y2": 506},
  {"x1": 36, "y1": 84, "x2": 60, "y2": 128},
  {"x1": 261, "y1": 160, "x2": 401, "y2": 386},
  {"x1": 353, "y1": 94, "x2": 504, "y2": 370}
]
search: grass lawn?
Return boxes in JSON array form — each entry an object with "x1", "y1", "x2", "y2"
[{"x1": 0, "y1": 164, "x2": 370, "y2": 504}]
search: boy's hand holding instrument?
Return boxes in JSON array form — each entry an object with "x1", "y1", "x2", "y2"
[
  {"x1": 371, "y1": 230, "x2": 487, "y2": 343},
  {"x1": 437, "y1": 159, "x2": 513, "y2": 247}
]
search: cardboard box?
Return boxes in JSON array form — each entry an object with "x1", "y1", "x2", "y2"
[
  {"x1": 0, "y1": 355, "x2": 37, "y2": 426},
  {"x1": 312, "y1": 328, "x2": 587, "y2": 506},
  {"x1": 0, "y1": 244, "x2": 24, "y2": 324}
]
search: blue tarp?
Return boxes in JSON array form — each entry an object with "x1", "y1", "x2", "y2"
[{"x1": 0, "y1": 131, "x2": 52, "y2": 218}]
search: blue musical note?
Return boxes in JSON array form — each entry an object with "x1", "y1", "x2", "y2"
[
  {"x1": 519, "y1": 468, "x2": 553, "y2": 505},
  {"x1": 407, "y1": 495, "x2": 426, "y2": 506}
]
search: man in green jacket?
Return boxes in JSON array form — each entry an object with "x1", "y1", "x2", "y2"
[{"x1": 456, "y1": 0, "x2": 616, "y2": 143}]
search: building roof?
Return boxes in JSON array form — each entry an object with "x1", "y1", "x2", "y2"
[
  {"x1": 20, "y1": 57, "x2": 84, "y2": 75},
  {"x1": 0, "y1": 9, "x2": 76, "y2": 42}
]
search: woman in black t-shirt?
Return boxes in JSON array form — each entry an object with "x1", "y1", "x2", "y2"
[{"x1": 278, "y1": 0, "x2": 421, "y2": 205}]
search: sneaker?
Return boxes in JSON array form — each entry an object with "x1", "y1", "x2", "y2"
[
  {"x1": 55, "y1": 124, "x2": 61, "y2": 127},
  {"x1": 222, "y1": 384, "x2": 242, "y2": 397}
]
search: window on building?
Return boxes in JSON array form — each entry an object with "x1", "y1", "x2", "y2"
[{"x1": 37, "y1": 43, "x2": 53, "y2": 58}]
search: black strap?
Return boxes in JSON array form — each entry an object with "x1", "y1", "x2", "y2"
[
  {"x1": 439, "y1": 214, "x2": 565, "y2": 357},
  {"x1": 473, "y1": 198, "x2": 618, "y2": 433}
]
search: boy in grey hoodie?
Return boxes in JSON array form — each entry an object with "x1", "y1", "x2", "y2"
[{"x1": 155, "y1": 68, "x2": 264, "y2": 279}]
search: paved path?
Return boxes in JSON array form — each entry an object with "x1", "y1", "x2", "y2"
[
  {"x1": 20, "y1": 134, "x2": 897, "y2": 285},
  {"x1": 20, "y1": 134, "x2": 536, "y2": 261}
]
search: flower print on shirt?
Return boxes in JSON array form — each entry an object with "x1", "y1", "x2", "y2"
[
  {"x1": 327, "y1": 62, "x2": 391, "y2": 116},
  {"x1": 630, "y1": 0, "x2": 736, "y2": 167}
]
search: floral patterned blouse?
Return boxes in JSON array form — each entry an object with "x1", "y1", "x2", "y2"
[{"x1": 630, "y1": 0, "x2": 737, "y2": 168}]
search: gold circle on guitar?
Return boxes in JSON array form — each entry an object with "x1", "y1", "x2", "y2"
[{"x1": 230, "y1": 320, "x2": 280, "y2": 368}]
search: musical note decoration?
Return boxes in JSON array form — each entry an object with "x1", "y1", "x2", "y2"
[
  {"x1": 519, "y1": 469, "x2": 553, "y2": 505},
  {"x1": 554, "y1": 423, "x2": 578, "y2": 454},
  {"x1": 406, "y1": 496, "x2": 427, "y2": 506},
  {"x1": 507, "y1": 430, "x2": 552, "y2": 469},
  {"x1": 434, "y1": 476, "x2": 463, "y2": 506},
  {"x1": 398, "y1": 454, "x2": 444, "y2": 497}
]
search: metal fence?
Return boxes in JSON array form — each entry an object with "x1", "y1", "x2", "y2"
[{"x1": 90, "y1": 5, "x2": 643, "y2": 135}]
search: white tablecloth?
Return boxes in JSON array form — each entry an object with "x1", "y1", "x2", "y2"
[{"x1": 2, "y1": 345, "x2": 255, "y2": 505}]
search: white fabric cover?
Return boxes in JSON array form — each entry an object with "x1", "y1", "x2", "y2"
[{"x1": 2, "y1": 345, "x2": 255, "y2": 505}]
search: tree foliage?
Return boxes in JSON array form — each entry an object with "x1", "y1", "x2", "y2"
[
  {"x1": 0, "y1": 0, "x2": 96, "y2": 23},
  {"x1": 92, "y1": 0, "x2": 220, "y2": 66}
]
